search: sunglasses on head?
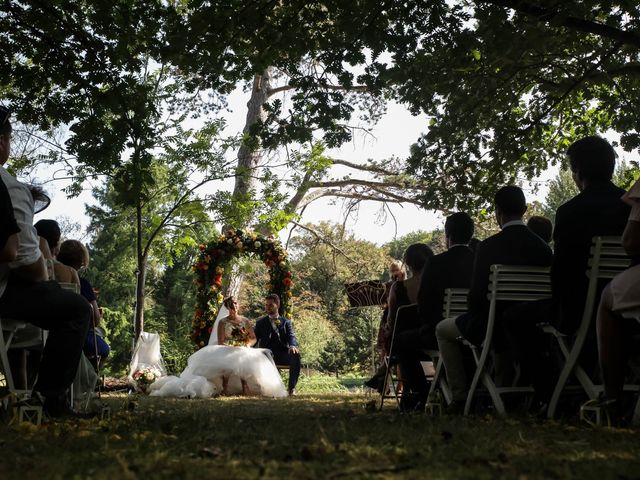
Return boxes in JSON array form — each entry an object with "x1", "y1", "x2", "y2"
[{"x1": 0, "y1": 106, "x2": 9, "y2": 127}]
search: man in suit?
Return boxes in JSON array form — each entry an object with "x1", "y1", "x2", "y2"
[
  {"x1": 503, "y1": 136, "x2": 630, "y2": 404},
  {"x1": 254, "y1": 293, "x2": 301, "y2": 396},
  {"x1": 395, "y1": 212, "x2": 475, "y2": 410},
  {"x1": 435, "y1": 186, "x2": 553, "y2": 412},
  {"x1": 552, "y1": 136, "x2": 631, "y2": 334}
]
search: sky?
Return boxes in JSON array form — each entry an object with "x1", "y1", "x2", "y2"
[{"x1": 28, "y1": 83, "x2": 563, "y2": 246}]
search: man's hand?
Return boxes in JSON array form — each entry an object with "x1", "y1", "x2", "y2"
[{"x1": 288, "y1": 346, "x2": 299, "y2": 355}]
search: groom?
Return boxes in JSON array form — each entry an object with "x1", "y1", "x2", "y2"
[{"x1": 254, "y1": 293, "x2": 301, "y2": 396}]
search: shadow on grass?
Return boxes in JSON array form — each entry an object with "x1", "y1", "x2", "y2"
[{"x1": 1, "y1": 393, "x2": 639, "y2": 479}]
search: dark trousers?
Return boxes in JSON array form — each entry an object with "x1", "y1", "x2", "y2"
[
  {"x1": 396, "y1": 327, "x2": 438, "y2": 399},
  {"x1": 271, "y1": 348, "x2": 301, "y2": 392},
  {"x1": 502, "y1": 299, "x2": 557, "y2": 402},
  {"x1": 0, "y1": 280, "x2": 91, "y2": 397}
]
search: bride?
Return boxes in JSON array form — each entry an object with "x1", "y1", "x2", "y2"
[{"x1": 150, "y1": 296, "x2": 287, "y2": 398}]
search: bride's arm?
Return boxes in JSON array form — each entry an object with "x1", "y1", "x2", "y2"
[
  {"x1": 217, "y1": 319, "x2": 226, "y2": 345},
  {"x1": 243, "y1": 317, "x2": 257, "y2": 346}
]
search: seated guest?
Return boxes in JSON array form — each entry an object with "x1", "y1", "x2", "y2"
[
  {"x1": 596, "y1": 178, "x2": 640, "y2": 419},
  {"x1": 504, "y1": 136, "x2": 631, "y2": 405},
  {"x1": 0, "y1": 175, "x2": 19, "y2": 262},
  {"x1": 376, "y1": 260, "x2": 406, "y2": 359},
  {"x1": 386, "y1": 243, "x2": 434, "y2": 337},
  {"x1": 435, "y1": 186, "x2": 552, "y2": 412},
  {"x1": 395, "y1": 212, "x2": 476, "y2": 410},
  {"x1": 527, "y1": 216, "x2": 553, "y2": 244},
  {"x1": 34, "y1": 219, "x2": 79, "y2": 284},
  {"x1": 0, "y1": 107, "x2": 92, "y2": 417},
  {"x1": 366, "y1": 260, "x2": 406, "y2": 390},
  {"x1": 388, "y1": 244, "x2": 434, "y2": 394},
  {"x1": 57, "y1": 240, "x2": 110, "y2": 368}
]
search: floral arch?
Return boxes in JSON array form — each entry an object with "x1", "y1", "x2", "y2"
[{"x1": 191, "y1": 229, "x2": 293, "y2": 348}]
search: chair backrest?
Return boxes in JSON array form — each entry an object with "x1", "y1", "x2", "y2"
[
  {"x1": 575, "y1": 236, "x2": 631, "y2": 339},
  {"x1": 59, "y1": 282, "x2": 80, "y2": 294},
  {"x1": 442, "y1": 288, "x2": 469, "y2": 319},
  {"x1": 483, "y1": 265, "x2": 552, "y2": 347}
]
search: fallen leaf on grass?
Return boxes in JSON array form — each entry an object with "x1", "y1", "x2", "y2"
[{"x1": 198, "y1": 447, "x2": 223, "y2": 458}]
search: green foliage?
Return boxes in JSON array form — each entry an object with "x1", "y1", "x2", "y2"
[
  {"x1": 289, "y1": 293, "x2": 336, "y2": 369},
  {"x1": 289, "y1": 222, "x2": 388, "y2": 373},
  {"x1": 384, "y1": 229, "x2": 447, "y2": 260},
  {"x1": 543, "y1": 169, "x2": 580, "y2": 221},
  {"x1": 4, "y1": 1, "x2": 640, "y2": 215}
]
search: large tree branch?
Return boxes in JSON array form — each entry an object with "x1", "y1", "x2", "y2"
[
  {"x1": 330, "y1": 158, "x2": 399, "y2": 176},
  {"x1": 289, "y1": 220, "x2": 365, "y2": 266},
  {"x1": 483, "y1": 0, "x2": 640, "y2": 49},
  {"x1": 267, "y1": 83, "x2": 368, "y2": 97}
]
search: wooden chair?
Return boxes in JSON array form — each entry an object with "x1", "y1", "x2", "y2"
[
  {"x1": 425, "y1": 288, "x2": 469, "y2": 412},
  {"x1": 463, "y1": 265, "x2": 552, "y2": 416},
  {"x1": 379, "y1": 303, "x2": 418, "y2": 410},
  {"x1": 542, "y1": 236, "x2": 636, "y2": 419}
]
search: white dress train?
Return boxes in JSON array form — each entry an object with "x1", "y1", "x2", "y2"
[{"x1": 149, "y1": 310, "x2": 287, "y2": 398}]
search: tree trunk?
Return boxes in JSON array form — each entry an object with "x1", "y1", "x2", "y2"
[
  {"x1": 222, "y1": 68, "x2": 273, "y2": 293},
  {"x1": 224, "y1": 68, "x2": 273, "y2": 231},
  {"x1": 134, "y1": 200, "x2": 146, "y2": 340}
]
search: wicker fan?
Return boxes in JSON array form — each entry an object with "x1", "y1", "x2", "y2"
[{"x1": 344, "y1": 280, "x2": 386, "y2": 307}]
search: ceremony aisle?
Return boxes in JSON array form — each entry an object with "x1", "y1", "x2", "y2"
[{"x1": 1, "y1": 389, "x2": 639, "y2": 479}]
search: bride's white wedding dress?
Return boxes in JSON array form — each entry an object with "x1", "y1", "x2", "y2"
[{"x1": 149, "y1": 309, "x2": 287, "y2": 398}]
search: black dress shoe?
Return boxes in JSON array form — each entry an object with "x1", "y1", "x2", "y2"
[
  {"x1": 399, "y1": 393, "x2": 427, "y2": 413},
  {"x1": 43, "y1": 394, "x2": 98, "y2": 420},
  {"x1": 444, "y1": 401, "x2": 465, "y2": 415}
]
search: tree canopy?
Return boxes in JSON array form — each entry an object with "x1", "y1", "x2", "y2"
[{"x1": 3, "y1": 1, "x2": 639, "y2": 212}]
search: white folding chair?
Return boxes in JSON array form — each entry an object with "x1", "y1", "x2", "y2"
[
  {"x1": 543, "y1": 236, "x2": 636, "y2": 419},
  {"x1": 463, "y1": 265, "x2": 552, "y2": 416},
  {"x1": 0, "y1": 317, "x2": 31, "y2": 396},
  {"x1": 379, "y1": 303, "x2": 418, "y2": 410},
  {"x1": 426, "y1": 288, "x2": 469, "y2": 412}
]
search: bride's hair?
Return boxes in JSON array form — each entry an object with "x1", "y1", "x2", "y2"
[{"x1": 223, "y1": 296, "x2": 237, "y2": 309}]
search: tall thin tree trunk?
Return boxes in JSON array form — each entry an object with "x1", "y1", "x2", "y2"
[
  {"x1": 134, "y1": 200, "x2": 146, "y2": 340},
  {"x1": 222, "y1": 68, "x2": 273, "y2": 295},
  {"x1": 225, "y1": 68, "x2": 272, "y2": 230}
]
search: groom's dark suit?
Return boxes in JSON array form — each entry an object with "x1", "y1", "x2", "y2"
[{"x1": 254, "y1": 315, "x2": 301, "y2": 393}]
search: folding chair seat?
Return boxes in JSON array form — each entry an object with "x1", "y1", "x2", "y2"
[
  {"x1": 543, "y1": 236, "x2": 637, "y2": 419},
  {"x1": 426, "y1": 288, "x2": 469, "y2": 411},
  {"x1": 379, "y1": 303, "x2": 418, "y2": 410},
  {"x1": 0, "y1": 316, "x2": 31, "y2": 395},
  {"x1": 463, "y1": 265, "x2": 552, "y2": 416}
]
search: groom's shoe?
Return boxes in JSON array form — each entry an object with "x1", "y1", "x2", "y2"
[{"x1": 288, "y1": 389, "x2": 296, "y2": 396}]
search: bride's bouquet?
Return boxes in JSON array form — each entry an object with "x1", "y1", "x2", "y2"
[
  {"x1": 228, "y1": 326, "x2": 251, "y2": 347},
  {"x1": 132, "y1": 366, "x2": 162, "y2": 393}
]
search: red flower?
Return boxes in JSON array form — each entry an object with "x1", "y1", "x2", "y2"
[
  {"x1": 213, "y1": 274, "x2": 223, "y2": 286},
  {"x1": 283, "y1": 277, "x2": 292, "y2": 287},
  {"x1": 284, "y1": 271, "x2": 292, "y2": 278},
  {"x1": 199, "y1": 244, "x2": 206, "y2": 251}
]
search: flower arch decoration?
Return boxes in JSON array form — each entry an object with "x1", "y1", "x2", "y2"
[{"x1": 191, "y1": 228, "x2": 293, "y2": 348}]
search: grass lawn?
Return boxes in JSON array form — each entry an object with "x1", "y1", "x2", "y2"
[{"x1": 1, "y1": 384, "x2": 639, "y2": 479}]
